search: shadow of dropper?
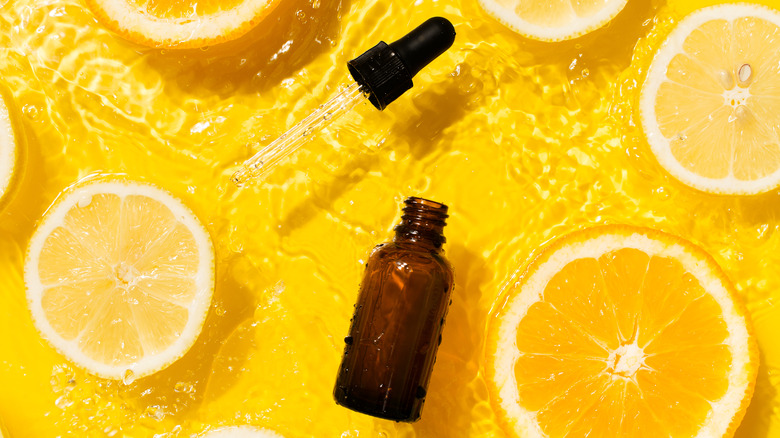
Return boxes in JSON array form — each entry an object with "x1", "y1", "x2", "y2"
[{"x1": 231, "y1": 17, "x2": 457, "y2": 186}]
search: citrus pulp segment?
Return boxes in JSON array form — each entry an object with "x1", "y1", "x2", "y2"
[
  {"x1": 202, "y1": 426, "x2": 285, "y2": 438},
  {"x1": 25, "y1": 180, "x2": 215, "y2": 380},
  {"x1": 0, "y1": 88, "x2": 19, "y2": 211},
  {"x1": 486, "y1": 226, "x2": 757, "y2": 438},
  {"x1": 85, "y1": 0, "x2": 283, "y2": 49},
  {"x1": 640, "y1": 4, "x2": 780, "y2": 195},
  {"x1": 477, "y1": 0, "x2": 629, "y2": 42}
]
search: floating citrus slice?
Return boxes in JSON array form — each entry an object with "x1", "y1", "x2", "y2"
[
  {"x1": 486, "y1": 226, "x2": 757, "y2": 438},
  {"x1": 0, "y1": 85, "x2": 23, "y2": 212},
  {"x1": 25, "y1": 180, "x2": 215, "y2": 380},
  {"x1": 202, "y1": 426, "x2": 284, "y2": 438},
  {"x1": 85, "y1": 0, "x2": 282, "y2": 49},
  {"x1": 477, "y1": 0, "x2": 628, "y2": 41},
  {"x1": 640, "y1": 4, "x2": 780, "y2": 195}
]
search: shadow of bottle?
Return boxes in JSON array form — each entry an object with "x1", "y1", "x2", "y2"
[{"x1": 411, "y1": 243, "x2": 506, "y2": 437}]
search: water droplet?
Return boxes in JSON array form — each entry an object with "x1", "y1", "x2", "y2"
[
  {"x1": 22, "y1": 104, "x2": 39, "y2": 119},
  {"x1": 144, "y1": 405, "x2": 166, "y2": 421},
  {"x1": 344, "y1": 336, "x2": 353, "y2": 345},
  {"x1": 581, "y1": 68, "x2": 590, "y2": 78},
  {"x1": 416, "y1": 386, "x2": 427, "y2": 398},
  {"x1": 122, "y1": 369, "x2": 136, "y2": 385},
  {"x1": 174, "y1": 381, "x2": 194, "y2": 394},
  {"x1": 215, "y1": 305, "x2": 227, "y2": 316},
  {"x1": 55, "y1": 395, "x2": 73, "y2": 409}
]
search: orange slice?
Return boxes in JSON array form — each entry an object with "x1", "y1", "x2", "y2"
[
  {"x1": 25, "y1": 180, "x2": 215, "y2": 380},
  {"x1": 485, "y1": 226, "x2": 757, "y2": 438},
  {"x1": 86, "y1": 0, "x2": 283, "y2": 49}
]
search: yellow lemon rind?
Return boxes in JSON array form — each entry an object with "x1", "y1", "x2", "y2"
[
  {"x1": 485, "y1": 225, "x2": 758, "y2": 438},
  {"x1": 24, "y1": 180, "x2": 215, "y2": 380}
]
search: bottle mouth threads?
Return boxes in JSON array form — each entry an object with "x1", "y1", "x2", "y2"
[
  {"x1": 402, "y1": 197, "x2": 448, "y2": 225},
  {"x1": 395, "y1": 197, "x2": 448, "y2": 247}
]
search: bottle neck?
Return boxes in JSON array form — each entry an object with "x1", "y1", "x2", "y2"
[{"x1": 393, "y1": 197, "x2": 448, "y2": 250}]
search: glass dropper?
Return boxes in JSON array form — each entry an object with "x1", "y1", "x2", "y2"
[{"x1": 231, "y1": 17, "x2": 456, "y2": 187}]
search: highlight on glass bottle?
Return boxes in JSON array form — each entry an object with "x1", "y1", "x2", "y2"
[{"x1": 334, "y1": 196, "x2": 454, "y2": 422}]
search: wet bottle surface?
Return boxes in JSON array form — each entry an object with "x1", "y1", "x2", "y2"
[{"x1": 334, "y1": 197, "x2": 454, "y2": 422}]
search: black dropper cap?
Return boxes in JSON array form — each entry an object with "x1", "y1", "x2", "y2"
[{"x1": 347, "y1": 17, "x2": 456, "y2": 110}]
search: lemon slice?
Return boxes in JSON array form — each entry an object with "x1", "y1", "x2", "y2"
[
  {"x1": 640, "y1": 4, "x2": 780, "y2": 195},
  {"x1": 478, "y1": 0, "x2": 628, "y2": 41},
  {"x1": 86, "y1": 0, "x2": 283, "y2": 49},
  {"x1": 0, "y1": 86, "x2": 20, "y2": 211},
  {"x1": 202, "y1": 426, "x2": 284, "y2": 438},
  {"x1": 25, "y1": 180, "x2": 215, "y2": 380},
  {"x1": 486, "y1": 226, "x2": 757, "y2": 438}
]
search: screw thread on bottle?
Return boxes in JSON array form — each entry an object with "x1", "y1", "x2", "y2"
[{"x1": 394, "y1": 197, "x2": 448, "y2": 248}]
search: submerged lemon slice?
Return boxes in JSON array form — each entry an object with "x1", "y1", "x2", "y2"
[
  {"x1": 478, "y1": 0, "x2": 628, "y2": 41},
  {"x1": 640, "y1": 4, "x2": 780, "y2": 195},
  {"x1": 0, "y1": 86, "x2": 21, "y2": 212},
  {"x1": 86, "y1": 0, "x2": 282, "y2": 49},
  {"x1": 486, "y1": 226, "x2": 757, "y2": 438},
  {"x1": 202, "y1": 426, "x2": 285, "y2": 437},
  {"x1": 25, "y1": 180, "x2": 215, "y2": 380}
]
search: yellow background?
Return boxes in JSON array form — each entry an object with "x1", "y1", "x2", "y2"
[{"x1": 0, "y1": 0, "x2": 779, "y2": 436}]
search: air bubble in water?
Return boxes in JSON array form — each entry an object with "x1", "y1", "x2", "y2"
[
  {"x1": 55, "y1": 395, "x2": 73, "y2": 409},
  {"x1": 174, "y1": 381, "x2": 195, "y2": 394}
]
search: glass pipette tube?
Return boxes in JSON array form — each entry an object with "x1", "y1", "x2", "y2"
[{"x1": 231, "y1": 82, "x2": 368, "y2": 186}]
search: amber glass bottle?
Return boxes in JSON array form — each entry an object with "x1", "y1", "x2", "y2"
[{"x1": 334, "y1": 197, "x2": 454, "y2": 422}]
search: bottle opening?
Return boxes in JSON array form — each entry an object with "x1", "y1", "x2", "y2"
[
  {"x1": 396, "y1": 197, "x2": 448, "y2": 247},
  {"x1": 402, "y1": 197, "x2": 448, "y2": 225}
]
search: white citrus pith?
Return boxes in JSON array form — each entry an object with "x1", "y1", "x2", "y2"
[
  {"x1": 202, "y1": 426, "x2": 285, "y2": 438},
  {"x1": 0, "y1": 91, "x2": 17, "y2": 208},
  {"x1": 478, "y1": 0, "x2": 628, "y2": 41}
]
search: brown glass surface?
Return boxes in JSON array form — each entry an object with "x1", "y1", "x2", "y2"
[{"x1": 334, "y1": 197, "x2": 454, "y2": 422}]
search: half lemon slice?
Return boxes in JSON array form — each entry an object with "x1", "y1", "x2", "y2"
[
  {"x1": 640, "y1": 4, "x2": 780, "y2": 195},
  {"x1": 478, "y1": 0, "x2": 628, "y2": 41},
  {"x1": 25, "y1": 180, "x2": 215, "y2": 380},
  {"x1": 486, "y1": 226, "x2": 757, "y2": 438},
  {"x1": 0, "y1": 85, "x2": 22, "y2": 212},
  {"x1": 86, "y1": 0, "x2": 283, "y2": 49}
]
